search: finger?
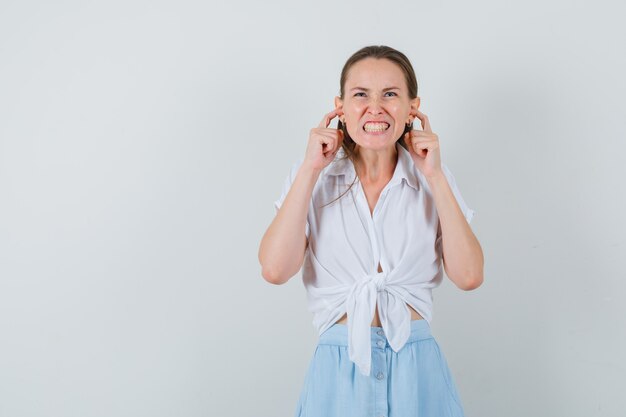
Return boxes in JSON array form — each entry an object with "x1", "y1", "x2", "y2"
[
  {"x1": 319, "y1": 134, "x2": 336, "y2": 151},
  {"x1": 415, "y1": 110, "x2": 432, "y2": 133},
  {"x1": 404, "y1": 133, "x2": 424, "y2": 156},
  {"x1": 412, "y1": 141, "x2": 428, "y2": 158},
  {"x1": 407, "y1": 129, "x2": 435, "y2": 140},
  {"x1": 318, "y1": 107, "x2": 344, "y2": 129},
  {"x1": 317, "y1": 129, "x2": 344, "y2": 146},
  {"x1": 330, "y1": 134, "x2": 344, "y2": 153},
  {"x1": 323, "y1": 138, "x2": 337, "y2": 157},
  {"x1": 412, "y1": 139, "x2": 438, "y2": 157},
  {"x1": 403, "y1": 133, "x2": 413, "y2": 151},
  {"x1": 319, "y1": 129, "x2": 345, "y2": 147},
  {"x1": 411, "y1": 137, "x2": 438, "y2": 148}
]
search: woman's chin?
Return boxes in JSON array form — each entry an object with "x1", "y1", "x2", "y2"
[
  {"x1": 353, "y1": 137, "x2": 396, "y2": 151},
  {"x1": 357, "y1": 130, "x2": 388, "y2": 140}
]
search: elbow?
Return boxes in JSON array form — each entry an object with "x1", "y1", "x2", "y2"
[
  {"x1": 258, "y1": 237, "x2": 305, "y2": 285},
  {"x1": 461, "y1": 248, "x2": 484, "y2": 291},
  {"x1": 259, "y1": 242, "x2": 284, "y2": 285},
  {"x1": 258, "y1": 249, "x2": 291, "y2": 285},
  {"x1": 260, "y1": 263, "x2": 291, "y2": 285},
  {"x1": 461, "y1": 273, "x2": 483, "y2": 291}
]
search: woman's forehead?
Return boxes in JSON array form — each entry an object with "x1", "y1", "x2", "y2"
[{"x1": 346, "y1": 59, "x2": 405, "y2": 89}]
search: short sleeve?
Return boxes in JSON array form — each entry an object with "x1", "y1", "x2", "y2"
[
  {"x1": 273, "y1": 159, "x2": 310, "y2": 238},
  {"x1": 441, "y1": 163, "x2": 475, "y2": 224}
]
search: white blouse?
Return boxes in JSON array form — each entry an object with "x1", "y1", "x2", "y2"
[{"x1": 273, "y1": 142, "x2": 475, "y2": 377}]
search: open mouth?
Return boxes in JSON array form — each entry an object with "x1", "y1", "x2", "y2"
[{"x1": 363, "y1": 122, "x2": 390, "y2": 133}]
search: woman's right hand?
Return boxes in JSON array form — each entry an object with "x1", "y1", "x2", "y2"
[{"x1": 303, "y1": 107, "x2": 345, "y2": 172}]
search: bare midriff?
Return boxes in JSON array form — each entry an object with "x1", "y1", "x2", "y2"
[
  {"x1": 334, "y1": 262, "x2": 424, "y2": 326},
  {"x1": 334, "y1": 304, "x2": 423, "y2": 326}
]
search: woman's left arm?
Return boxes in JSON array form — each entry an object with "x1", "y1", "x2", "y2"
[
  {"x1": 427, "y1": 173, "x2": 484, "y2": 290},
  {"x1": 404, "y1": 109, "x2": 484, "y2": 291}
]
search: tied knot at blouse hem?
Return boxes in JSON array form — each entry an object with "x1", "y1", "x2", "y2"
[{"x1": 345, "y1": 268, "x2": 413, "y2": 377}]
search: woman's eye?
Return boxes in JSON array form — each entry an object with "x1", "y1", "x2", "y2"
[{"x1": 353, "y1": 92, "x2": 397, "y2": 97}]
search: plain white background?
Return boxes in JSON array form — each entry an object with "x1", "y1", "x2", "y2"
[{"x1": 1, "y1": 0, "x2": 625, "y2": 416}]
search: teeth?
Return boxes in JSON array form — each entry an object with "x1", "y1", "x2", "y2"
[{"x1": 364, "y1": 122, "x2": 390, "y2": 132}]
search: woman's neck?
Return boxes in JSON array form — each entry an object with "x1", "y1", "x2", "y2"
[{"x1": 354, "y1": 144, "x2": 398, "y2": 185}]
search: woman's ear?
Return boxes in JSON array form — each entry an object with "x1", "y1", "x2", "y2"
[
  {"x1": 335, "y1": 96, "x2": 345, "y2": 122},
  {"x1": 409, "y1": 97, "x2": 420, "y2": 122}
]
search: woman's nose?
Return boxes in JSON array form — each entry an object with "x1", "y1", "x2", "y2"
[{"x1": 366, "y1": 98, "x2": 384, "y2": 114}]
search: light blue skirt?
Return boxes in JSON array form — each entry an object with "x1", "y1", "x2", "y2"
[{"x1": 293, "y1": 319, "x2": 466, "y2": 417}]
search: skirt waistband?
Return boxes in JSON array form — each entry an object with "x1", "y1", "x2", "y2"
[{"x1": 318, "y1": 319, "x2": 433, "y2": 347}]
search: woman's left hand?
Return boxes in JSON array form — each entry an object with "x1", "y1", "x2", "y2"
[{"x1": 403, "y1": 110, "x2": 443, "y2": 179}]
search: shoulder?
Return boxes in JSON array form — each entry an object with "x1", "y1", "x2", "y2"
[
  {"x1": 412, "y1": 162, "x2": 455, "y2": 186},
  {"x1": 282, "y1": 150, "x2": 352, "y2": 187}
]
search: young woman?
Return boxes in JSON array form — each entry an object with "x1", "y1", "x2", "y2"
[{"x1": 258, "y1": 45, "x2": 484, "y2": 417}]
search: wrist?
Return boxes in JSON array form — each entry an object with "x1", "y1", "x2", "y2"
[
  {"x1": 425, "y1": 171, "x2": 446, "y2": 187},
  {"x1": 299, "y1": 162, "x2": 323, "y2": 178}
]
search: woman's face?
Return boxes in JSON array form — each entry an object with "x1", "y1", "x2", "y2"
[{"x1": 335, "y1": 58, "x2": 420, "y2": 152}]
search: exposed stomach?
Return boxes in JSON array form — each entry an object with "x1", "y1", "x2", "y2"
[{"x1": 334, "y1": 303, "x2": 424, "y2": 326}]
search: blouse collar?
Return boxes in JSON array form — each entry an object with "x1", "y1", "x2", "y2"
[{"x1": 324, "y1": 142, "x2": 420, "y2": 191}]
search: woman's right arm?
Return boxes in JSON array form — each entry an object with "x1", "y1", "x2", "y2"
[
  {"x1": 258, "y1": 106, "x2": 345, "y2": 285},
  {"x1": 258, "y1": 162, "x2": 321, "y2": 285}
]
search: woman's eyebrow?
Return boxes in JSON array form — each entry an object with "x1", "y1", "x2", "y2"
[{"x1": 350, "y1": 86, "x2": 400, "y2": 92}]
